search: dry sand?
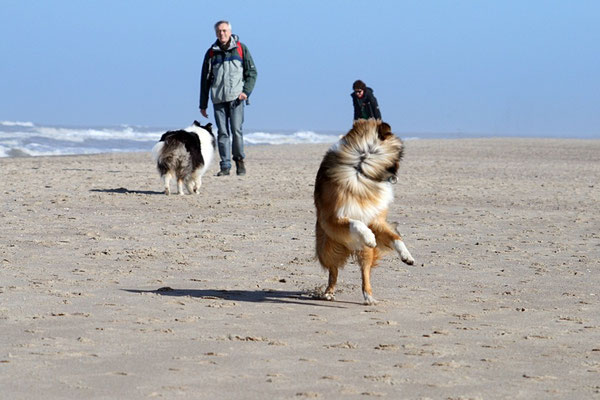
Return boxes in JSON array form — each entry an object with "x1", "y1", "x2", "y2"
[{"x1": 1, "y1": 138, "x2": 599, "y2": 399}]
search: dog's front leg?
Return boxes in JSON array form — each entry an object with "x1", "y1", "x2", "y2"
[
  {"x1": 391, "y1": 224, "x2": 414, "y2": 265},
  {"x1": 371, "y1": 222, "x2": 415, "y2": 265},
  {"x1": 393, "y1": 240, "x2": 414, "y2": 265},
  {"x1": 348, "y1": 219, "x2": 376, "y2": 249}
]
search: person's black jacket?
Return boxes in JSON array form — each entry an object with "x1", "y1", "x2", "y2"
[{"x1": 351, "y1": 87, "x2": 382, "y2": 120}]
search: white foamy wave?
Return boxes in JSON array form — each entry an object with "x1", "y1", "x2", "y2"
[
  {"x1": 1, "y1": 120, "x2": 35, "y2": 127},
  {"x1": 0, "y1": 122, "x2": 164, "y2": 157},
  {"x1": 34, "y1": 126, "x2": 163, "y2": 143},
  {"x1": 245, "y1": 130, "x2": 338, "y2": 145},
  {"x1": 0, "y1": 122, "x2": 342, "y2": 157}
]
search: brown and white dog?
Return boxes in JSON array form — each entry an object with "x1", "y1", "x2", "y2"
[
  {"x1": 314, "y1": 119, "x2": 414, "y2": 305},
  {"x1": 152, "y1": 121, "x2": 215, "y2": 195}
]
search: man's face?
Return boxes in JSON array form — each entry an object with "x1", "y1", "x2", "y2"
[{"x1": 216, "y1": 23, "x2": 232, "y2": 45}]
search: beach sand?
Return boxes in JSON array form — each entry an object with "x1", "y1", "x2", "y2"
[{"x1": 1, "y1": 138, "x2": 599, "y2": 399}]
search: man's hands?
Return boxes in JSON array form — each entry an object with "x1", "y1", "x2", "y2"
[{"x1": 201, "y1": 93, "x2": 247, "y2": 118}]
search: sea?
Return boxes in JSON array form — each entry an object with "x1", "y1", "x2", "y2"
[
  {"x1": 0, "y1": 120, "x2": 344, "y2": 158},
  {"x1": 3, "y1": 120, "x2": 594, "y2": 158}
]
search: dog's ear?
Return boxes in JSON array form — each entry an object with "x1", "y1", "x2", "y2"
[
  {"x1": 377, "y1": 121, "x2": 393, "y2": 140},
  {"x1": 193, "y1": 120, "x2": 201, "y2": 127},
  {"x1": 204, "y1": 122, "x2": 213, "y2": 133}
]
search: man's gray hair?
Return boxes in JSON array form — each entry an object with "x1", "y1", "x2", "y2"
[{"x1": 214, "y1": 20, "x2": 231, "y2": 31}]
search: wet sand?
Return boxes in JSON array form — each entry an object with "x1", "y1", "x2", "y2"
[{"x1": 1, "y1": 138, "x2": 599, "y2": 399}]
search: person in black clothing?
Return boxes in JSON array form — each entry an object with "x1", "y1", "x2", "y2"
[{"x1": 351, "y1": 80, "x2": 382, "y2": 120}]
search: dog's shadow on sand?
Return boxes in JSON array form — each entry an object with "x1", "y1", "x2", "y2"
[
  {"x1": 123, "y1": 288, "x2": 352, "y2": 308},
  {"x1": 91, "y1": 188, "x2": 164, "y2": 195}
]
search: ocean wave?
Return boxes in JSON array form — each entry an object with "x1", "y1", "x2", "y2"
[
  {"x1": 1, "y1": 120, "x2": 35, "y2": 127},
  {"x1": 33, "y1": 126, "x2": 163, "y2": 142},
  {"x1": 245, "y1": 130, "x2": 338, "y2": 145},
  {"x1": 0, "y1": 122, "x2": 341, "y2": 157}
]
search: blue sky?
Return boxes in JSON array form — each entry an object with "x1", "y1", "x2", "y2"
[{"x1": 1, "y1": 0, "x2": 599, "y2": 137}]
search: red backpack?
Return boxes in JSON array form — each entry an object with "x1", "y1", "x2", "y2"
[{"x1": 209, "y1": 41, "x2": 243, "y2": 60}]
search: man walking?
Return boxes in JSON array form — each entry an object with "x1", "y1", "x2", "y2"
[{"x1": 199, "y1": 20, "x2": 257, "y2": 176}]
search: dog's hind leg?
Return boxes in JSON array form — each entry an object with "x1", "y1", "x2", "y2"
[
  {"x1": 192, "y1": 176, "x2": 202, "y2": 194},
  {"x1": 316, "y1": 225, "x2": 350, "y2": 301},
  {"x1": 185, "y1": 170, "x2": 201, "y2": 194},
  {"x1": 358, "y1": 247, "x2": 380, "y2": 305},
  {"x1": 176, "y1": 178, "x2": 185, "y2": 195},
  {"x1": 162, "y1": 173, "x2": 172, "y2": 195},
  {"x1": 324, "y1": 265, "x2": 338, "y2": 301}
]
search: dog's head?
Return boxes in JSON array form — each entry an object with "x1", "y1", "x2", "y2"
[
  {"x1": 193, "y1": 120, "x2": 213, "y2": 134},
  {"x1": 341, "y1": 119, "x2": 404, "y2": 184}
]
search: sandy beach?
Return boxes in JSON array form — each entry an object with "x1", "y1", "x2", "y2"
[{"x1": 1, "y1": 138, "x2": 599, "y2": 399}]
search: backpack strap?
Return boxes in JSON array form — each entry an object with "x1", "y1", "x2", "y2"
[
  {"x1": 236, "y1": 41, "x2": 243, "y2": 60},
  {"x1": 209, "y1": 42, "x2": 243, "y2": 60}
]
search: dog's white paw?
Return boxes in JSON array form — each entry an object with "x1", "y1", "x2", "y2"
[
  {"x1": 394, "y1": 240, "x2": 414, "y2": 265},
  {"x1": 190, "y1": 181, "x2": 201, "y2": 194},
  {"x1": 321, "y1": 292, "x2": 335, "y2": 301},
  {"x1": 363, "y1": 229, "x2": 376, "y2": 248},
  {"x1": 350, "y1": 220, "x2": 376, "y2": 248},
  {"x1": 363, "y1": 292, "x2": 378, "y2": 306}
]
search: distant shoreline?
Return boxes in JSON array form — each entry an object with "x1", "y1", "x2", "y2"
[
  {"x1": 2, "y1": 135, "x2": 599, "y2": 159},
  {"x1": 1, "y1": 120, "x2": 599, "y2": 158}
]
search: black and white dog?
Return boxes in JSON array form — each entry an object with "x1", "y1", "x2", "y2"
[{"x1": 152, "y1": 121, "x2": 216, "y2": 195}]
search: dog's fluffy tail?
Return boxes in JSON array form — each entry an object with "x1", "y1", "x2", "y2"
[{"x1": 151, "y1": 141, "x2": 164, "y2": 163}]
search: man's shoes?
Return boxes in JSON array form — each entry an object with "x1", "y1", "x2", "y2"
[
  {"x1": 235, "y1": 160, "x2": 246, "y2": 176},
  {"x1": 216, "y1": 169, "x2": 230, "y2": 176}
]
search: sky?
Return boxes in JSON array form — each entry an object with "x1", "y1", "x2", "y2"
[{"x1": 1, "y1": 0, "x2": 599, "y2": 137}]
